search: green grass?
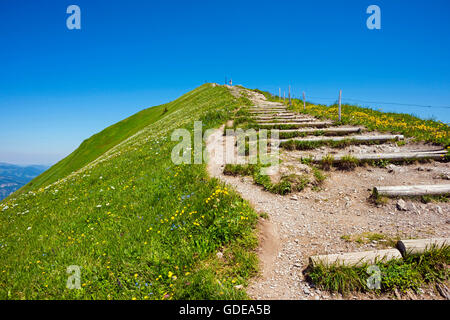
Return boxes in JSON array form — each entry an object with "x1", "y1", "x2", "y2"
[
  {"x1": 19, "y1": 89, "x2": 218, "y2": 194},
  {"x1": 285, "y1": 98, "x2": 450, "y2": 147},
  {"x1": 223, "y1": 164, "x2": 257, "y2": 177},
  {"x1": 312, "y1": 167, "x2": 326, "y2": 186},
  {"x1": 371, "y1": 187, "x2": 449, "y2": 205},
  {"x1": 306, "y1": 246, "x2": 450, "y2": 295},
  {"x1": 337, "y1": 155, "x2": 360, "y2": 170},
  {"x1": 277, "y1": 131, "x2": 308, "y2": 139},
  {"x1": 340, "y1": 232, "x2": 400, "y2": 248},
  {"x1": 0, "y1": 84, "x2": 260, "y2": 300},
  {"x1": 320, "y1": 154, "x2": 335, "y2": 170},
  {"x1": 223, "y1": 164, "x2": 293, "y2": 195},
  {"x1": 280, "y1": 138, "x2": 394, "y2": 151},
  {"x1": 224, "y1": 163, "x2": 325, "y2": 195},
  {"x1": 251, "y1": 88, "x2": 449, "y2": 147}
]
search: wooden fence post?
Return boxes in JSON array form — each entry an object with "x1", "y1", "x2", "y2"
[
  {"x1": 338, "y1": 90, "x2": 342, "y2": 122},
  {"x1": 288, "y1": 85, "x2": 291, "y2": 106},
  {"x1": 303, "y1": 92, "x2": 306, "y2": 110}
]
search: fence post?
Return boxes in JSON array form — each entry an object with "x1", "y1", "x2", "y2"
[
  {"x1": 303, "y1": 92, "x2": 306, "y2": 110},
  {"x1": 338, "y1": 90, "x2": 342, "y2": 122},
  {"x1": 279, "y1": 88, "x2": 281, "y2": 101},
  {"x1": 288, "y1": 85, "x2": 291, "y2": 106}
]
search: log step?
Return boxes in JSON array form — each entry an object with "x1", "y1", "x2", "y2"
[
  {"x1": 396, "y1": 238, "x2": 450, "y2": 256},
  {"x1": 256, "y1": 118, "x2": 317, "y2": 123},
  {"x1": 280, "y1": 134, "x2": 404, "y2": 143},
  {"x1": 374, "y1": 184, "x2": 450, "y2": 197},
  {"x1": 249, "y1": 111, "x2": 292, "y2": 114},
  {"x1": 257, "y1": 122, "x2": 333, "y2": 128},
  {"x1": 311, "y1": 150, "x2": 447, "y2": 163},
  {"x1": 309, "y1": 249, "x2": 402, "y2": 267},
  {"x1": 253, "y1": 115, "x2": 301, "y2": 119},
  {"x1": 276, "y1": 127, "x2": 362, "y2": 136},
  {"x1": 249, "y1": 109, "x2": 287, "y2": 112}
]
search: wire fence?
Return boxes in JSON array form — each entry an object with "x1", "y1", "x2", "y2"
[
  {"x1": 272, "y1": 88, "x2": 450, "y2": 124},
  {"x1": 304, "y1": 96, "x2": 450, "y2": 110}
]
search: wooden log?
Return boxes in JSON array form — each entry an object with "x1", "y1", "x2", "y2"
[
  {"x1": 253, "y1": 115, "x2": 299, "y2": 119},
  {"x1": 374, "y1": 184, "x2": 450, "y2": 197},
  {"x1": 311, "y1": 150, "x2": 447, "y2": 162},
  {"x1": 255, "y1": 118, "x2": 314, "y2": 122},
  {"x1": 277, "y1": 127, "x2": 362, "y2": 135},
  {"x1": 254, "y1": 117, "x2": 299, "y2": 120},
  {"x1": 256, "y1": 118, "x2": 317, "y2": 123},
  {"x1": 257, "y1": 122, "x2": 332, "y2": 128},
  {"x1": 396, "y1": 238, "x2": 450, "y2": 256},
  {"x1": 309, "y1": 249, "x2": 402, "y2": 267},
  {"x1": 249, "y1": 111, "x2": 293, "y2": 115},
  {"x1": 280, "y1": 134, "x2": 404, "y2": 143},
  {"x1": 249, "y1": 111, "x2": 291, "y2": 114},
  {"x1": 249, "y1": 108, "x2": 287, "y2": 112}
]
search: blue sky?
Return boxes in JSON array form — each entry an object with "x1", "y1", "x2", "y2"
[{"x1": 0, "y1": 0, "x2": 449, "y2": 165}]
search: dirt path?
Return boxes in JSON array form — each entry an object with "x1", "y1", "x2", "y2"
[{"x1": 206, "y1": 87, "x2": 449, "y2": 300}]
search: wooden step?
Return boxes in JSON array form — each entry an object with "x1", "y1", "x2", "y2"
[
  {"x1": 249, "y1": 111, "x2": 290, "y2": 114},
  {"x1": 249, "y1": 110, "x2": 292, "y2": 113},
  {"x1": 310, "y1": 150, "x2": 447, "y2": 163},
  {"x1": 373, "y1": 184, "x2": 450, "y2": 197},
  {"x1": 256, "y1": 118, "x2": 317, "y2": 123},
  {"x1": 249, "y1": 108, "x2": 287, "y2": 112},
  {"x1": 396, "y1": 238, "x2": 450, "y2": 256},
  {"x1": 253, "y1": 115, "x2": 300, "y2": 119},
  {"x1": 280, "y1": 134, "x2": 404, "y2": 143},
  {"x1": 276, "y1": 127, "x2": 362, "y2": 136},
  {"x1": 250, "y1": 113, "x2": 297, "y2": 117},
  {"x1": 309, "y1": 249, "x2": 402, "y2": 267},
  {"x1": 257, "y1": 122, "x2": 333, "y2": 128}
]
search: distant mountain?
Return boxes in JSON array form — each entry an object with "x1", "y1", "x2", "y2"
[{"x1": 0, "y1": 163, "x2": 48, "y2": 200}]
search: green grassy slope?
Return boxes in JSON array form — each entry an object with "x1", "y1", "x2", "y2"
[
  {"x1": 0, "y1": 84, "x2": 258, "y2": 300},
  {"x1": 20, "y1": 92, "x2": 194, "y2": 193}
]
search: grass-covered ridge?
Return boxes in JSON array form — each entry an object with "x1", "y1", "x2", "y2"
[
  {"x1": 0, "y1": 84, "x2": 259, "y2": 300},
  {"x1": 19, "y1": 88, "x2": 208, "y2": 194}
]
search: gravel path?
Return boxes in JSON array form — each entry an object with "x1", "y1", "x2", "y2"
[{"x1": 206, "y1": 87, "x2": 449, "y2": 300}]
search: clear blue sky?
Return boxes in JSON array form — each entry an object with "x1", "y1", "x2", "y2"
[{"x1": 1, "y1": 0, "x2": 449, "y2": 165}]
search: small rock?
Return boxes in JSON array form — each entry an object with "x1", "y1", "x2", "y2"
[
  {"x1": 216, "y1": 252, "x2": 223, "y2": 259},
  {"x1": 234, "y1": 285, "x2": 243, "y2": 290},
  {"x1": 290, "y1": 195, "x2": 298, "y2": 201},
  {"x1": 396, "y1": 199, "x2": 408, "y2": 211}
]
